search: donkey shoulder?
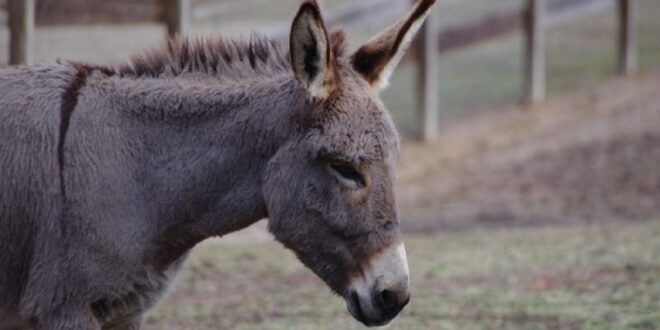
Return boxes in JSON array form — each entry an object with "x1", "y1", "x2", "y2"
[{"x1": 0, "y1": 63, "x2": 86, "y2": 324}]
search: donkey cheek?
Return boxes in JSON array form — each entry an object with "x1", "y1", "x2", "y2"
[{"x1": 303, "y1": 182, "x2": 333, "y2": 213}]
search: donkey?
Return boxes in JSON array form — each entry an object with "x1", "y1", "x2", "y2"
[{"x1": 0, "y1": 0, "x2": 436, "y2": 328}]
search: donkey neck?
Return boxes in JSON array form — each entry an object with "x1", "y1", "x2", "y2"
[{"x1": 102, "y1": 71, "x2": 307, "y2": 264}]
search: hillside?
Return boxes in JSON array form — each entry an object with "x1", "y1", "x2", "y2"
[{"x1": 398, "y1": 70, "x2": 660, "y2": 231}]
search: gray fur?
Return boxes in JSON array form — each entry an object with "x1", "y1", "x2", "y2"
[{"x1": 0, "y1": 0, "x2": 432, "y2": 327}]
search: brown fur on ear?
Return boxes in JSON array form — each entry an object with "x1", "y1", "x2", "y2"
[
  {"x1": 289, "y1": 0, "x2": 338, "y2": 99},
  {"x1": 351, "y1": 0, "x2": 436, "y2": 90},
  {"x1": 329, "y1": 30, "x2": 349, "y2": 59}
]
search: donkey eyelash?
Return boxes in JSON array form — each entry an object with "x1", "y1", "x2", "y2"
[{"x1": 329, "y1": 162, "x2": 366, "y2": 188}]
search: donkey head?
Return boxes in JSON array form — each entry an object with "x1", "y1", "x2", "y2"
[{"x1": 263, "y1": 0, "x2": 435, "y2": 326}]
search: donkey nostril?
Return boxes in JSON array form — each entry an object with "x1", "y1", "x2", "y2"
[
  {"x1": 377, "y1": 289, "x2": 399, "y2": 311},
  {"x1": 383, "y1": 221, "x2": 395, "y2": 231}
]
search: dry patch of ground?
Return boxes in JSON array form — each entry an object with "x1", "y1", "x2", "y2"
[{"x1": 398, "y1": 71, "x2": 660, "y2": 231}]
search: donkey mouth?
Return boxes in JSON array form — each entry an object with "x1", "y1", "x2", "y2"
[
  {"x1": 345, "y1": 243, "x2": 411, "y2": 326},
  {"x1": 347, "y1": 290, "x2": 371, "y2": 326},
  {"x1": 346, "y1": 290, "x2": 403, "y2": 327}
]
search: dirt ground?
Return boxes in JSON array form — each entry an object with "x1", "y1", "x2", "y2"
[{"x1": 397, "y1": 70, "x2": 660, "y2": 232}]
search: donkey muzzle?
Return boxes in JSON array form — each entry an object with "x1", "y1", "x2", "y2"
[{"x1": 345, "y1": 243, "x2": 410, "y2": 327}]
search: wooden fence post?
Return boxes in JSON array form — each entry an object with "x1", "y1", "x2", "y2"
[
  {"x1": 523, "y1": 0, "x2": 545, "y2": 104},
  {"x1": 617, "y1": 0, "x2": 637, "y2": 75},
  {"x1": 8, "y1": 0, "x2": 35, "y2": 65},
  {"x1": 166, "y1": 0, "x2": 191, "y2": 37},
  {"x1": 414, "y1": 5, "x2": 439, "y2": 142}
]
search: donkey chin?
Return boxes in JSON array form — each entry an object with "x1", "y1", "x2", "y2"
[{"x1": 345, "y1": 243, "x2": 411, "y2": 326}]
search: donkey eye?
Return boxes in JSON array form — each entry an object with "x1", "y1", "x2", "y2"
[{"x1": 330, "y1": 163, "x2": 366, "y2": 188}]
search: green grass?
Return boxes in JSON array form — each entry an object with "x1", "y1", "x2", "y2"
[{"x1": 144, "y1": 221, "x2": 660, "y2": 329}]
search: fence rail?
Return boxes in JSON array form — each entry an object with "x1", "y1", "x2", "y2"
[{"x1": 2, "y1": 0, "x2": 640, "y2": 141}]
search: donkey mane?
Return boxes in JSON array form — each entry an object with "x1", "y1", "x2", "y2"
[{"x1": 114, "y1": 31, "x2": 348, "y2": 80}]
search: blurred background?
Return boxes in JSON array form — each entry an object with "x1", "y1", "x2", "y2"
[{"x1": 2, "y1": 0, "x2": 659, "y2": 328}]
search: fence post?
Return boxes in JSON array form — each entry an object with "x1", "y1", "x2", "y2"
[
  {"x1": 8, "y1": 0, "x2": 35, "y2": 65},
  {"x1": 414, "y1": 4, "x2": 439, "y2": 142},
  {"x1": 166, "y1": 0, "x2": 191, "y2": 37},
  {"x1": 523, "y1": 0, "x2": 545, "y2": 105},
  {"x1": 617, "y1": 0, "x2": 637, "y2": 75}
]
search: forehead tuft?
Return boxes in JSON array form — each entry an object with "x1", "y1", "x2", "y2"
[{"x1": 310, "y1": 76, "x2": 400, "y2": 162}]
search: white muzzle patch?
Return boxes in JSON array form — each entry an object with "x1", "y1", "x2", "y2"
[{"x1": 346, "y1": 243, "x2": 410, "y2": 324}]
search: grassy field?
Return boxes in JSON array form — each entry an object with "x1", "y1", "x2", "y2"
[{"x1": 144, "y1": 221, "x2": 660, "y2": 330}]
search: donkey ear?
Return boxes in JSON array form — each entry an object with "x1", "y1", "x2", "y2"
[
  {"x1": 290, "y1": 0, "x2": 337, "y2": 99},
  {"x1": 351, "y1": 0, "x2": 436, "y2": 90}
]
